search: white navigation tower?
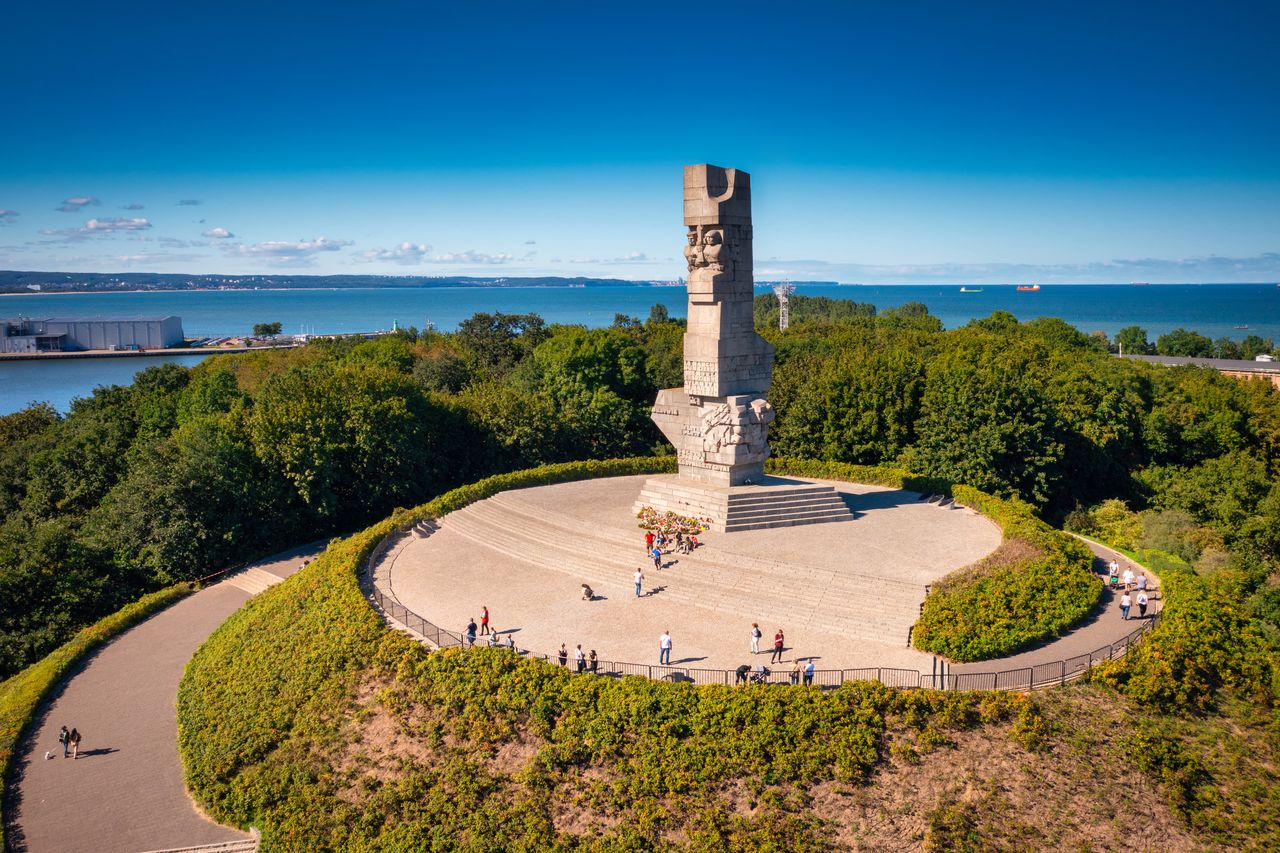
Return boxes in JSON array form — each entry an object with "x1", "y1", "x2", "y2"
[{"x1": 772, "y1": 280, "x2": 795, "y2": 331}]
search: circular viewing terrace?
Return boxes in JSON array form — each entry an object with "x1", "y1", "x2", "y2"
[{"x1": 370, "y1": 474, "x2": 1003, "y2": 673}]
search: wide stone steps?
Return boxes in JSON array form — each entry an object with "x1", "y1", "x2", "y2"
[
  {"x1": 442, "y1": 497, "x2": 922, "y2": 643},
  {"x1": 488, "y1": 491, "x2": 920, "y2": 598},
  {"x1": 218, "y1": 566, "x2": 283, "y2": 596},
  {"x1": 635, "y1": 477, "x2": 857, "y2": 533}
]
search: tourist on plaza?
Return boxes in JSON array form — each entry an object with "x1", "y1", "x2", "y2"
[
  {"x1": 1136, "y1": 573, "x2": 1148, "y2": 592},
  {"x1": 69, "y1": 728, "x2": 81, "y2": 760},
  {"x1": 588, "y1": 649, "x2": 599, "y2": 673},
  {"x1": 750, "y1": 623, "x2": 762, "y2": 654},
  {"x1": 557, "y1": 643, "x2": 568, "y2": 666},
  {"x1": 659, "y1": 630, "x2": 673, "y2": 665},
  {"x1": 58, "y1": 725, "x2": 70, "y2": 758},
  {"x1": 770, "y1": 628, "x2": 785, "y2": 664},
  {"x1": 479, "y1": 606, "x2": 490, "y2": 636},
  {"x1": 803, "y1": 660, "x2": 816, "y2": 686},
  {"x1": 1137, "y1": 590, "x2": 1149, "y2": 618},
  {"x1": 789, "y1": 660, "x2": 802, "y2": 685},
  {"x1": 652, "y1": 547, "x2": 663, "y2": 570},
  {"x1": 634, "y1": 568, "x2": 644, "y2": 597},
  {"x1": 675, "y1": 532, "x2": 685, "y2": 553},
  {"x1": 644, "y1": 530, "x2": 654, "y2": 553},
  {"x1": 465, "y1": 618, "x2": 477, "y2": 647},
  {"x1": 574, "y1": 644, "x2": 586, "y2": 673},
  {"x1": 581, "y1": 583, "x2": 594, "y2": 601},
  {"x1": 1119, "y1": 592, "x2": 1132, "y2": 620},
  {"x1": 487, "y1": 631, "x2": 500, "y2": 648},
  {"x1": 1122, "y1": 567, "x2": 1135, "y2": 589},
  {"x1": 735, "y1": 663, "x2": 751, "y2": 685},
  {"x1": 505, "y1": 633, "x2": 516, "y2": 651}
]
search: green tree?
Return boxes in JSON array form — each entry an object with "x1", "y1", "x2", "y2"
[
  {"x1": 455, "y1": 312, "x2": 548, "y2": 377},
  {"x1": 412, "y1": 348, "x2": 471, "y2": 393},
  {"x1": 647, "y1": 303, "x2": 671, "y2": 324},
  {"x1": 253, "y1": 322, "x2": 283, "y2": 337},
  {"x1": 1156, "y1": 328, "x2": 1214, "y2": 357},
  {"x1": 1114, "y1": 325, "x2": 1153, "y2": 355}
]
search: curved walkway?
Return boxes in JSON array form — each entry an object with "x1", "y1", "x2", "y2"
[{"x1": 6, "y1": 544, "x2": 321, "y2": 853}]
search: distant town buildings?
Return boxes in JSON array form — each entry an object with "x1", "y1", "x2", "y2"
[{"x1": 0, "y1": 316, "x2": 184, "y2": 353}]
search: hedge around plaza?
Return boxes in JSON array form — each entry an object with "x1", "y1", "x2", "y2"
[
  {"x1": 766, "y1": 459, "x2": 1101, "y2": 661},
  {"x1": 0, "y1": 583, "x2": 191, "y2": 838},
  {"x1": 177, "y1": 456, "x2": 1055, "y2": 850}
]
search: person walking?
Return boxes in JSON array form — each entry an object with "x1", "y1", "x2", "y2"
[
  {"x1": 750, "y1": 623, "x2": 762, "y2": 655},
  {"x1": 69, "y1": 728, "x2": 81, "y2": 760},
  {"x1": 770, "y1": 628, "x2": 785, "y2": 664},
  {"x1": 1122, "y1": 567, "x2": 1135, "y2": 589},
  {"x1": 659, "y1": 630, "x2": 673, "y2": 665},
  {"x1": 479, "y1": 606, "x2": 490, "y2": 636},
  {"x1": 574, "y1": 644, "x2": 586, "y2": 673},
  {"x1": 1137, "y1": 590, "x2": 1149, "y2": 618},
  {"x1": 634, "y1": 568, "x2": 644, "y2": 598},
  {"x1": 557, "y1": 643, "x2": 568, "y2": 667},
  {"x1": 644, "y1": 530, "x2": 654, "y2": 554},
  {"x1": 1136, "y1": 573, "x2": 1148, "y2": 592},
  {"x1": 58, "y1": 725, "x2": 70, "y2": 758},
  {"x1": 652, "y1": 547, "x2": 662, "y2": 570},
  {"x1": 803, "y1": 660, "x2": 816, "y2": 686},
  {"x1": 1119, "y1": 592, "x2": 1132, "y2": 621},
  {"x1": 465, "y1": 618, "x2": 477, "y2": 647}
]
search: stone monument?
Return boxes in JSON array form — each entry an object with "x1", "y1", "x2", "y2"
[{"x1": 635, "y1": 165, "x2": 855, "y2": 532}]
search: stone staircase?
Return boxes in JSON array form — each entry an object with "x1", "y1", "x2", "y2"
[
  {"x1": 634, "y1": 476, "x2": 856, "y2": 532},
  {"x1": 440, "y1": 491, "x2": 924, "y2": 645},
  {"x1": 217, "y1": 566, "x2": 284, "y2": 596},
  {"x1": 138, "y1": 835, "x2": 259, "y2": 853}
]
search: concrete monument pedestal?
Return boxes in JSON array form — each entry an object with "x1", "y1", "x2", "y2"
[{"x1": 637, "y1": 164, "x2": 855, "y2": 532}]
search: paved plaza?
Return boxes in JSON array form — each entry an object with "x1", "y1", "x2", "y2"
[{"x1": 378, "y1": 475, "x2": 1003, "y2": 673}]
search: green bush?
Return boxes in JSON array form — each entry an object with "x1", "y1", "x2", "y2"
[
  {"x1": 765, "y1": 459, "x2": 1101, "y2": 662},
  {"x1": 1, "y1": 584, "x2": 189, "y2": 838}
]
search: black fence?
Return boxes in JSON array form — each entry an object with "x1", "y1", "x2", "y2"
[{"x1": 363, "y1": 534, "x2": 1162, "y2": 692}]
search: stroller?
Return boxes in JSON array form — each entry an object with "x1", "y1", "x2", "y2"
[{"x1": 749, "y1": 666, "x2": 772, "y2": 685}]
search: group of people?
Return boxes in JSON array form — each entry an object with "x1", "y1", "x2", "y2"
[
  {"x1": 556, "y1": 642, "x2": 600, "y2": 673},
  {"x1": 1105, "y1": 559, "x2": 1154, "y2": 621},
  {"x1": 749, "y1": 623, "x2": 787, "y2": 663},
  {"x1": 735, "y1": 658, "x2": 817, "y2": 686},
  {"x1": 643, "y1": 529, "x2": 698, "y2": 569},
  {"x1": 56, "y1": 725, "x2": 82, "y2": 759},
  {"x1": 464, "y1": 606, "x2": 517, "y2": 650}
]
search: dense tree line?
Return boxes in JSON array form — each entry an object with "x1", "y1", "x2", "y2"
[{"x1": 3, "y1": 299, "x2": 1280, "y2": 678}]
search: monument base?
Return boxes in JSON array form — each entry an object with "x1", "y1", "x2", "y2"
[{"x1": 633, "y1": 475, "x2": 856, "y2": 534}]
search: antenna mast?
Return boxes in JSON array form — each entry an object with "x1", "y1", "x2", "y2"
[{"x1": 772, "y1": 280, "x2": 795, "y2": 330}]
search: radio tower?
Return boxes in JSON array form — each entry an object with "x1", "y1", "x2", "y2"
[{"x1": 772, "y1": 280, "x2": 795, "y2": 330}]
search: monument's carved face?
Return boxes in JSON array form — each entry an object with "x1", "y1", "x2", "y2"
[{"x1": 685, "y1": 226, "x2": 732, "y2": 275}]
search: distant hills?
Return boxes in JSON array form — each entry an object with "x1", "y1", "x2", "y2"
[{"x1": 0, "y1": 270, "x2": 841, "y2": 295}]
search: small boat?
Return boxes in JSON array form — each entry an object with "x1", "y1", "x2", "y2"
[
  {"x1": 959, "y1": 286, "x2": 984, "y2": 293},
  {"x1": 1131, "y1": 281, "x2": 1150, "y2": 286},
  {"x1": 1015, "y1": 284, "x2": 1041, "y2": 292}
]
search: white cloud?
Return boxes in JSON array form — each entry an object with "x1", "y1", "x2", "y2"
[
  {"x1": 56, "y1": 196, "x2": 100, "y2": 212},
  {"x1": 223, "y1": 236, "x2": 353, "y2": 266},
  {"x1": 613, "y1": 251, "x2": 649, "y2": 263},
  {"x1": 356, "y1": 242, "x2": 432, "y2": 264},
  {"x1": 85, "y1": 217, "x2": 152, "y2": 232},
  {"x1": 0, "y1": 209, "x2": 18, "y2": 225},
  {"x1": 428, "y1": 250, "x2": 514, "y2": 264},
  {"x1": 202, "y1": 227, "x2": 235, "y2": 238}
]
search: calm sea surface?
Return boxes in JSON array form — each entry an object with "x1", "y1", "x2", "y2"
[{"x1": 2, "y1": 283, "x2": 1277, "y2": 414}]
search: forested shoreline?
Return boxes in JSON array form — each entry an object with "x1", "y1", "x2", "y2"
[{"x1": 2, "y1": 295, "x2": 1279, "y2": 678}]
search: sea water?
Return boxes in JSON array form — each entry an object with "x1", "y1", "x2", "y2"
[{"x1": 1, "y1": 283, "x2": 1276, "y2": 414}]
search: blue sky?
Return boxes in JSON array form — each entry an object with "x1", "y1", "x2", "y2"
[{"x1": 2, "y1": 1, "x2": 1278, "y2": 283}]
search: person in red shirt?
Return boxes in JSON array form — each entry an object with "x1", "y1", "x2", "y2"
[
  {"x1": 770, "y1": 628, "x2": 785, "y2": 664},
  {"x1": 644, "y1": 530, "x2": 655, "y2": 553},
  {"x1": 479, "y1": 605, "x2": 490, "y2": 636}
]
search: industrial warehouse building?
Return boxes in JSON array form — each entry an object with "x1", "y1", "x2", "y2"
[{"x1": 0, "y1": 316, "x2": 184, "y2": 353}]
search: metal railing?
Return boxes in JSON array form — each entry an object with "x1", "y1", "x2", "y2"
[{"x1": 362, "y1": 531, "x2": 1163, "y2": 692}]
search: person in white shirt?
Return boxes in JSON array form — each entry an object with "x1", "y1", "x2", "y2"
[
  {"x1": 1136, "y1": 573, "x2": 1148, "y2": 591},
  {"x1": 1120, "y1": 592, "x2": 1132, "y2": 620},
  {"x1": 574, "y1": 644, "x2": 586, "y2": 672},
  {"x1": 658, "y1": 630, "x2": 673, "y2": 665},
  {"x1": 750, "y1": 623, "x2": 762, "y2": 654},
  {"x1": 1122, "y1": 567, "x2": 1135, "y2": 589},
  {"x1": 1136, "y1": 591, "x2": 1149, "y2": 618}
]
